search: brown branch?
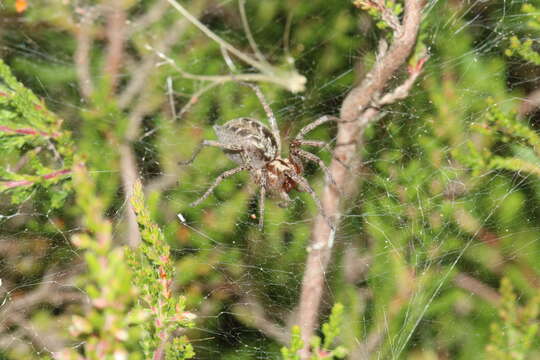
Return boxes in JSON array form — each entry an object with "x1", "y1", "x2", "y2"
[
  {"x1": 74, "y1": 8, "x2": 96, "y2": 99},
  {"x1": 453, "y1": 272, "x2": 501, "y2": 305},
  {"x1": 100, "y1": 1, "x2": 142, "y2": 246},
  {"x1": 176, "y1": 77, "x2": 222, "y2": 120},
  {"x1": 119, "y1": 85, "x2": 166, "y2": 247},
  {"x1": 0, "y1": 270, "x2": 84, "y2": 352},
  {"x1": 128, "y1": 0, "x2": 170, "y2": 36},
  {"x1": 377, "y1": 54, "x2": 429, "y2": 106},
  {"x1": 351, "y1": 327, "x2": 385, "y2": 360},
  {"x1": 233, "y1": 295, "x2": 289, "y2": 345},
  {"x1": 118, "y1": 17, "x2": 193, "y2": 109},
  {"x1": 166, "y1": 0, "x2": 306, "y2": 93},
  {"x1": 518, "y1": 88, "x2": 540, "y2": 117},
  {"x1": 103, "y1": 2, "x2": 127, "y2": 93},
  {"x1": 296, "y1": 1, "x2": 424, "y2": 358},
  {"x1": 119, "y1": 142, "x2": 142, "y2": 247}
]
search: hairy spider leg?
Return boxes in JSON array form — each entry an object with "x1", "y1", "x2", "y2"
[
  {"x1": 295, "y1": 137, "x2": 351, "y2": 179},
  {"x1": 258, "y1": 175, "x2": 266, "y2": 230},
  {"x1": 180, "y1": 140, "x2": 242, "y2": 166},
  {"x1": 190, "y1": 166, "x2": 247, "y2": 207},
  {"x1": 294, "y1": 140, "x2": 327, "y2": 148},
  {"x1": 295, "y1": 115, "x2": 340, "y2": 140},
  {"x1": 285, "y1": 170, "x2": 335, "y2": 230},
  {"x1": 240, "y1": 82, "x2": 281, "y2": 153},
  {"x1": 290, "y1": 146, "x2": 338, "y2": 190}
]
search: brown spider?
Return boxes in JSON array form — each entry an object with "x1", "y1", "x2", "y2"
[{"x1": 181, "y1": 83, "x2": 338, "y2": 230}]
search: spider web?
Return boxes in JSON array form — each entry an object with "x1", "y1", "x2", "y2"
[{"x1": 1, "y1": 0, "x2": 540, "y2": 359}]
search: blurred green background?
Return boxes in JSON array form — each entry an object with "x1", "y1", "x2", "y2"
[{"x1": 2, "y1": 0, "x2": 540, "y2": 359}]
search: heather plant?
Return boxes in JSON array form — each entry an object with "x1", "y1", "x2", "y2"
[{"x1": 2, "y1": 0, "x2": 540, "y2": 359}]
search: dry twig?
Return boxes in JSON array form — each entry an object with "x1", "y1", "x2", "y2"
[
  {"x1": 0, "y1": 270, "x2": 84, "y2": 353},
  {"x1": 165, "y1": 0, "x2": 306, "y2": 93},
  {"x1": 103, "y1": 2, "x2": 126, "y2": 93},
  {"x1": 74, "y1": 8, "x2": 97, "y2": 100},
  {"x1": 296, "y1": 1, "x2": 426, "y2": 357}
]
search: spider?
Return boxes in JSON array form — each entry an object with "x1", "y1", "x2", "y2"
[{"x1": 181, "y1": 83, "x2": 338, "y2": 230}]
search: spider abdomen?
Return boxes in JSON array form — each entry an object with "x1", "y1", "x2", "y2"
[{"x1": 213, "y1": 118, "x2": 278, "y2": 168}]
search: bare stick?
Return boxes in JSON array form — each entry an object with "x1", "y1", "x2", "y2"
[
  {"x1": 167, "y1": 76, "x2": 177, "y2": 119},
  {"x1": 0, "y1": 270, "x2": 83, "y2": 352},
  {"x1": 74, "y1": 9, "x2": 96, "y2": 99},
  {"x1": 153, "y1": 47, "x2": 304, "y2": 92},
  {"x1": 119, "y1": 142, "x2": 142, "y2": 247},
  {"x1": 518, "y1": 88, "x2": 540, "y2": 117},
  {"x1": 376, "y1": 54, "x2": 429, "y2": 106},
  {"x1": 119, "y1": 17, "x2": 192, "y2": 108},
  {"x1": 177, "y1": 81, "x2": 222, "y2": 120},
  {"x1": 234, "y1": 295, "x2": 288, "y2": 344},
  {"x1": 453, "y1": 272, "x2": 500, "y2": 305},
  {"x1": 296, "y1": 1, "x2": 425, "y2": 358},
  {"x1": 103, "y1": 2, "x2": 126, "y2": 93},
  {"x1": 238, "y1": 0, "x2": 268, "y2": 65},
  {"x1": 165, "y1": 0, "x2": 306, "y2": 92},
  {"x1": 128, "y1": 0, "x2": 170, "y2": 36}
]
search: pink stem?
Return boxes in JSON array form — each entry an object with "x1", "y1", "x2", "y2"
[
  {"x1": 3, "y1": 168, "x2": 71, "y2": 189},
  {"x1": 0, "y1": 125, "x2": 60, "y2": 138}
]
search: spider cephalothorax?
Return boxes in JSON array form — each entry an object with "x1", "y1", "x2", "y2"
[{"x1": 182, "y1": 83, "x2": 337, "y2": 229}]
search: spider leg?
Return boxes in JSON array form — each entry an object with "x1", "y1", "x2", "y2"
[
  {"x1": 239, "y1": 82, "x2": 281, "y2": 153},
  {"x1": 291, "y1": 147, "x2": 339, "y2": 192},
  {"x1": 191, "y1": 166, "x2": 247, "y2": 207},
  {"x1": 293, "y1": 139, "x2": 335, "y2": 155},
  {"x1": 294, "y1": 140, "x2": 327, "y2": 148},
  {"x1": 285, "y1": 171, "x2": 334, "y2": 230},
  {"x1": 295, "y1": 115, "x2": 340, "y2": 140},
  {"x1": 180, "y1": 140, "x2": 242, "y2": 166},
  {"x1": 258, "y1": 185, "x2": 266, "y2": 230}
]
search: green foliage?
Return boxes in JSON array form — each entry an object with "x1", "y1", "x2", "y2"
[
  {"x1": 455, "y1": 100, "x2": 540, "y2": 177},
  {"x1": 282, "y1": 304, "x2": 347, "y2": 360},
  {"x1": 506, "y1": 4, "x2": 540, "y2": 65},
  {"x1": 486, "y1": 278, "x2": 540, "y2": 360},
  {"x1": 281, "y1": 326, "x2": 304, "y2": 360},
  {"x1": 58, "y1": 168, "x2": 194, "y2": 360},
  {"x1": 4, "y1": 0, "x2": 540, "y2": 359},
  {"x1": 353, "y1": 0, "x2": 403, "y2": 31},
  {"x1": 0, "y1": 59, "x2": 73, "y2": 207},
  {"x1": 56, "y1": 162, "x2": 143, "y2": 360},
  {"x1": 126, "y1": 181, "x2": 195, "y2": 360},
  {"x1": 506, "y1": 36, "x2": 540, "y2": 65}
]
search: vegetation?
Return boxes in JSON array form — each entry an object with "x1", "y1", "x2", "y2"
[{"x1": 2, "y1": 0, "x2": 540, "y2": 359}]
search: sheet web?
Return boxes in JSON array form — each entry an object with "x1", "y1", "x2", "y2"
[{"x1": 1, "y1": 0, "x2": 540, "y2": 359}]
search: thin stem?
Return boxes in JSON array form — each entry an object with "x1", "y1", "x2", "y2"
[
  {"x1": 153, "y1": 46, "x2": 303, "y2": 90},
  {"x1": 165, "y1": 0, "x2": 306, "y2": 92},
  {"x1": 166, "y1": 0, "x2": 263, "y2": 71},
  {"x1": 2, "y1": 169, "x2": 71, "y2": 189},
  {"x1": 0, "y1": 125, "x2": 60, "y2": 138},
  {"x1": 238, "y1": 0, "x2": 268, "y2": 65}
]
